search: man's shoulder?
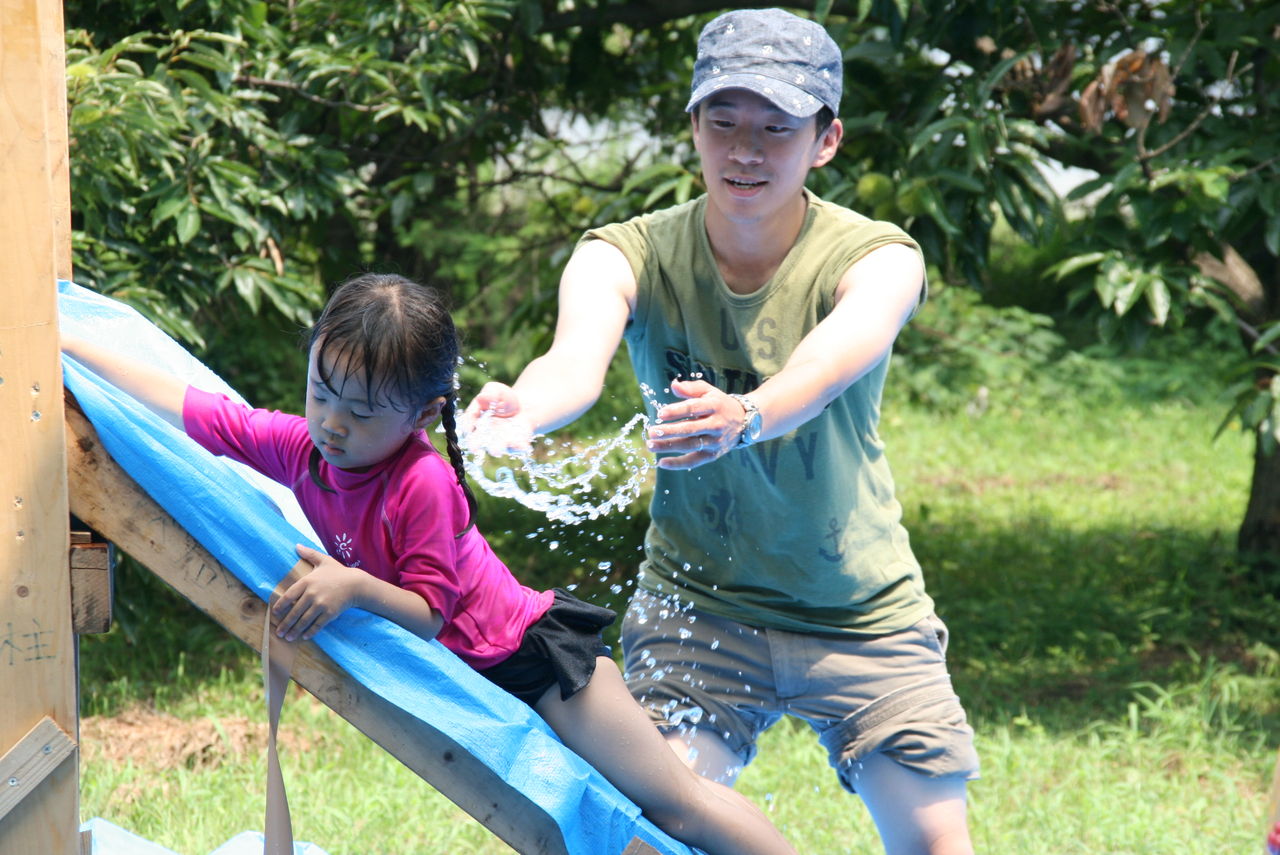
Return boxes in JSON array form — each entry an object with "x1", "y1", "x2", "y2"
[
  {"x1": 806, "y1": 192, "x2": 916, "y2": 247},
  {"x1": 808, "y1": 192, "x2": 881, "y2": 229}
]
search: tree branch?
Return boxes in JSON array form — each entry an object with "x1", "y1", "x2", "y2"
[
  {"x1": 235, "y1": 75, "x2": 380, "y2": 112},
  {"x1": 1170, "y1": 5, "x2": 1207, "y2": 81},
  {"x1": 1236, "y1": 316, "x2": 1280, "y2": 357},
  {"x1": 1239, "y1": 155, "x2": 1280, "y2": 181},
  {"x1": 1137, "y1": 51, "x2": 1247, "y2": 165},
  {"x1": 539, "y1": 0, "x2": 865, "y2": 32}
]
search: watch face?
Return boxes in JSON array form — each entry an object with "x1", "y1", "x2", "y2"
[{"x1": 746, "y1": 411, "x2": 763, "y2": 440}]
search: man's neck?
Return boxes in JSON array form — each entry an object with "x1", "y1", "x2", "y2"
[{"x1": 704, "y1": 191, "x2": 809, "y2": 295}]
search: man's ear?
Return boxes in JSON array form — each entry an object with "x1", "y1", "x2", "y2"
[
  {"x1": 414, "y1": 396, "x2": 447, "y2": 430},
  {"x1": 812, "y1": 117, "x2": 843, "y2": 169}
]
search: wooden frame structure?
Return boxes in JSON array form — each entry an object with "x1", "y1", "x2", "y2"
[{"x1": 0, "y1": 0, "x2": 78, "y2": 853}]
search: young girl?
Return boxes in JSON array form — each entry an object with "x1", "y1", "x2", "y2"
[{"x1": 63, "y1": 272, "x2": 799, "y2": 855}]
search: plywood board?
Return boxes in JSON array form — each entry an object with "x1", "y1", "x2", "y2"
[{"x1": 0, "y1": 0, "x2": 78, "y2": 851}]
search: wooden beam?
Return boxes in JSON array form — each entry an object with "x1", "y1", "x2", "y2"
[
  {"x1": 0, "y1": 717, "x2": 77, "y2": 824},
  {"x1": 64, "y1": 403, "x2": 573, "y2": 855},
  {"x1": 69, "y1": 533, "x2": 113, "y2": 635},
  {"x1": 0, "y1": 0, "x2": 78, "y2": 851}
]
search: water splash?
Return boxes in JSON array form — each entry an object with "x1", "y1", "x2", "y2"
[{"x1": 462, "y1": 409, "x2": 655, "y2": 525}]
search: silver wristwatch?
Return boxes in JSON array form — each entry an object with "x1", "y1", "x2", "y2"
[{"x1": 728, "y1": 393, "x2": 763, "y2": 448}]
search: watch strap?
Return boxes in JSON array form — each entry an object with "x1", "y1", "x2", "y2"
[{"x1": 728, "y1": 393, "x2": 761, "y2": 448}]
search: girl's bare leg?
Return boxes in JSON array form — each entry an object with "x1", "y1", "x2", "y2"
[{"x1": 535, "y1": 657, "x2": 798, "y2": 855}]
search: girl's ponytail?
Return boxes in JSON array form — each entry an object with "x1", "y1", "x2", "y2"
[{"x1": 440, "y1": 396, "x2": 478, "y2": 536}]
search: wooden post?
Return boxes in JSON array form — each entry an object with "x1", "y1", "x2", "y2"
[{"x1": 0, "y1": 0, "x2": 78, "y2": 852}]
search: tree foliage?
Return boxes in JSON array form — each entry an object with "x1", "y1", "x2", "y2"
[
  {"x1": 63, "y1": 0, "x2": 1280, "y2": 560},
  {"x1": 902, "y1": 0, "x2": 1280, "y2": 562}
]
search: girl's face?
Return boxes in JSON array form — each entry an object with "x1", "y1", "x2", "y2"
[{"x1": 305, "y1": 343, "x2": 443, "y2": 471}]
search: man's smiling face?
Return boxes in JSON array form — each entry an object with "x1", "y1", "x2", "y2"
[{"x1": 692, "y1": 87, "x2": 839, "y2": 228}]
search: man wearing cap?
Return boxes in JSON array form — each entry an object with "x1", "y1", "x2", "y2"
[{"x1": 467, "y1": 8, "x2": 978, "y2": 854}]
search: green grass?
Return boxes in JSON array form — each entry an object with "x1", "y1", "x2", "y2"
[{"x1": 78, "y1": 355, "x2": 1280, "y2": 854}]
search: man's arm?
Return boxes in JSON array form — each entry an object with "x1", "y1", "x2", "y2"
[
  {"x1": 465, "y1": 238, "x2": 636, "y2": 449},
  {"x1": 62, "y1": 335, "x2": 189, "y2": 430},
  {"x1": 647, "y1": 242, "x2": 924, "y2": 469}
]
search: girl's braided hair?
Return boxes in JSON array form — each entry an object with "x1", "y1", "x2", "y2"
[{"x1": 308, "y1": 272, "x2": 477, "y2": 533}]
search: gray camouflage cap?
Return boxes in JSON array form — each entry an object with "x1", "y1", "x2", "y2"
[{"x1": 686, "y1": 8, "x2": 842, "y2": 118}]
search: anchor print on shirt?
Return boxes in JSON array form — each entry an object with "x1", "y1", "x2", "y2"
[{"x1": 818, "y1": 518, "x2": 844, "y2": 563}]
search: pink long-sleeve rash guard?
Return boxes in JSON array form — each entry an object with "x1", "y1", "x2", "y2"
[{"x1": 183, "y1": 388, "x2": 553, "y2": 668}]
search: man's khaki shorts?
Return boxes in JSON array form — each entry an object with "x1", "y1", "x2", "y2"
[{"x1": 621, "y1": 589, "x2": 980, "y2": 792}]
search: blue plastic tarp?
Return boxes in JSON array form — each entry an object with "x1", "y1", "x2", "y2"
[{"x1": 60, "y1": 281, "x2": 691, "y2": 855}]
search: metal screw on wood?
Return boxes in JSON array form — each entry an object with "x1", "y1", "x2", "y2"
[{"x1": 7, "y1": 777, "x2": 17, "y2": 787}]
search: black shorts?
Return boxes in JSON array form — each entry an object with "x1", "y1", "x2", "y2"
[{"x1": 478, "y1": 588, "x2": 616, "y2": 706}]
